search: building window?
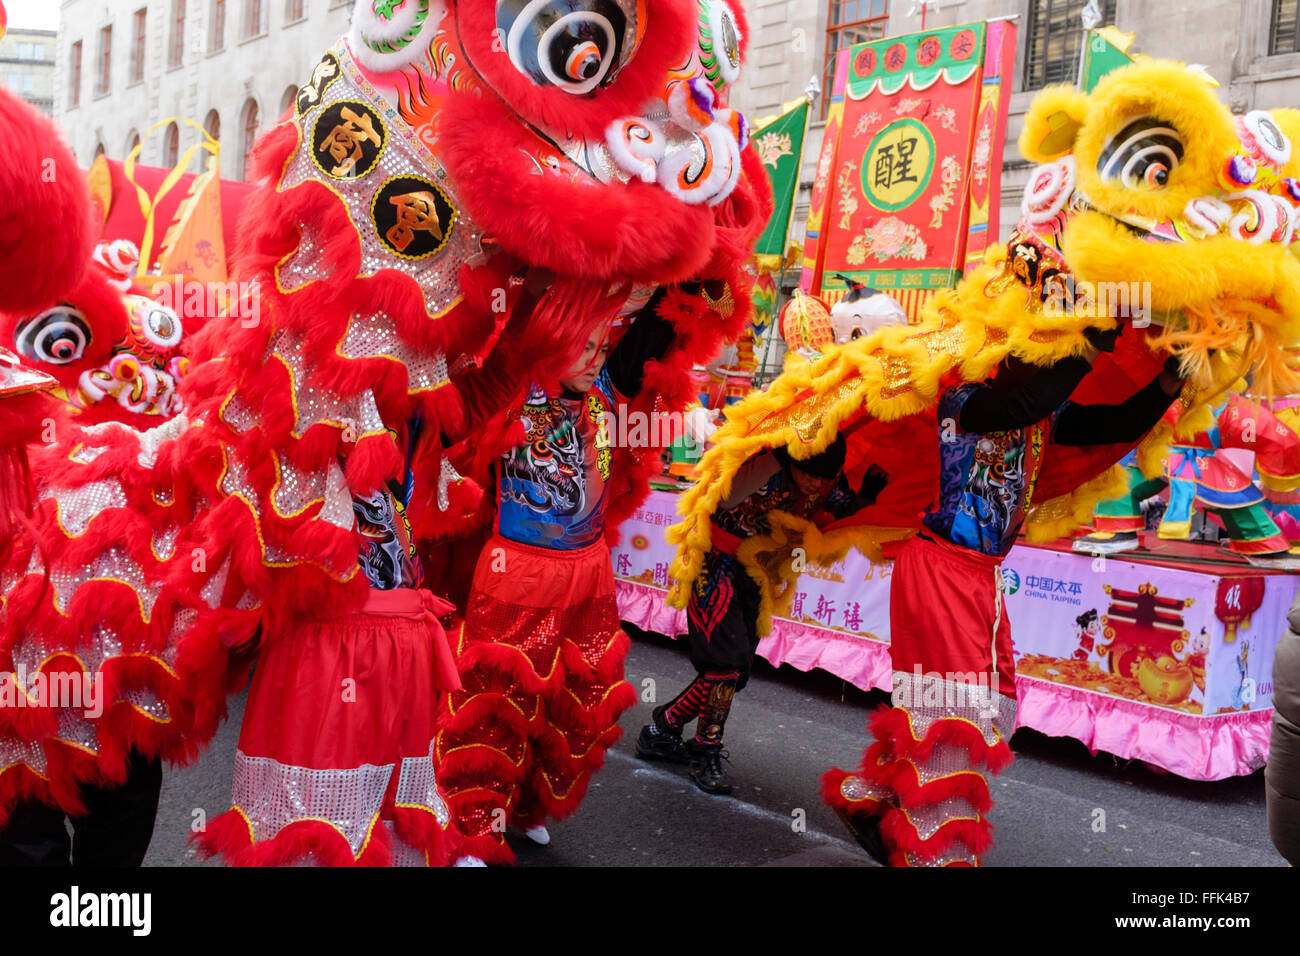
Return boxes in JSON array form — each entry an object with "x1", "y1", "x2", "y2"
[
  {"x1": 822, "y1": 0, "x2": 889, "y2": 118},
  {"x1": 95, "y1": 25, "x2": 112, "y2": 97},
  {"x1": 94, "y1": 143, "x2": 106, "y2": 159},
  {"x1": 205, "y1": 108, "x2": 222, "y2": 144},
  {"x1": 211, "y1": 0, "x2": 227, "y2": 51},
  {"x1": 280, "y1": 84, "x2": 299, "y2": 114},
  {"x1": 127, "y1": 129, "x2": 142, "y2": 156},
  {"x1": 170, "y1": 1, "x2": 187, "y2": 68},
  {"x1": 21, "y1": 75, "x2": 34, "y2": 94},
  {"x1": 1272, "y1": 0, "x2": 1300, "y2": 54},
  {"x1": 164, "y1": 122, "x2": 180, "y2": 168},
  {"x1": 1023, "y1": 0, "x2": 1117, "y2": 90},
  {"x1": 69, "y1": 41, "x2": 83, "y2": 107},
  {"x1": 286, "y1": 0, "x2": 305, "y2": 22},
  {"x1": 242, "y1": 0, "x2": 266, "y2": 40},
  {"x1": 17, "y1": 42, "x2": 45, "y2": 59},
  {"x1": 240, "y1": 98, "x2": 260, "y2": 180},
  {"x1": 131, "y1": 9, "x2": 147, "y2": 84}
]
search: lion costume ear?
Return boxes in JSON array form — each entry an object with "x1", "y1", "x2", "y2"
[
  {"x1": 1269, "y1": 108, "x2": 1300, "y2": 178},
  {"x1": 1019, "y1": 85, "x2": 1090, "y2": 163}
]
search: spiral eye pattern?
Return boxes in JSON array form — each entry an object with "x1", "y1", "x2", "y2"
[
  {"x1": 1097, "y1": 116, "x2": 1183, "y2": 190},
  {"x1": 497, "y1": 0, "x2": 637, "y2": 95},
  {"x1": 15, "y1": 306, "x2": 91, "y2": 365}
]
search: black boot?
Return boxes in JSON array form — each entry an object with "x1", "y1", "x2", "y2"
[
  {"x1": 687, "y1": 741, "x2": 732, "y2": 795},
  {"x1": 635, "y1": 704, "x2": 690, "y2": 763}
]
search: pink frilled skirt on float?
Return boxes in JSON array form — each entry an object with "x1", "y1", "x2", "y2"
[{"x1": 194, "y1": 588, "x2": 463, "y2": 866}]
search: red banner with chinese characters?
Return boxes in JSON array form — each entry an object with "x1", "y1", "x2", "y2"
[{"x1": 801, "y1": 21, "x2": 1016, "y2": 319}]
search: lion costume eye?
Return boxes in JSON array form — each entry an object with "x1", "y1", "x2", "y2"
[
  {"x1": 15, "y1": 306, "x2": 91, "y2": 365},
  {"x1": 1097, "y1": 116, "x2": 1183, "y2": 190},
  {"x1": 496, "y1": 0, "x2": 644, "y2": 95}
]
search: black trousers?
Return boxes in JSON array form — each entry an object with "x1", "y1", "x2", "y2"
[
  {"x1": 0, "y1": 749, "x2": 162, "y2": 867},
  {"x1": 686, "y1": 550, "x2": 762, "y2": 689}
]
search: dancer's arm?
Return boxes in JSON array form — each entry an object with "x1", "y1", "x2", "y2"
[
  {"x1": 1052, "y1": 359, "x2": 1184, "y2": 446},
  {"x1": 605, "y1": 287, "x2": 676, "y2": 399},
  {"x1": 957, "y1": 328, "x2": 1116, "y2": 433},
  {"x1": 439, "y1": 272, "x2": 549, "y2": 445}
]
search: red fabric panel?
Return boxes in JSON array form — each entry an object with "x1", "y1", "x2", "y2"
[{"x1": 92, "y1": 159, "x2": 255, "y2": 256}]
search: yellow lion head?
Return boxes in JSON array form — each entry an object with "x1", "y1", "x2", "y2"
[{"x1": 1014, "y1": 60, "x2": 1300, "y2": 396}]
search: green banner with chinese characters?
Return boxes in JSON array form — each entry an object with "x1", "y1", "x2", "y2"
[{"x1": 749, "y1": 98, "x2": 810, "y2": 259}]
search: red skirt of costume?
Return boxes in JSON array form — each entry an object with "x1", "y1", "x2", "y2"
[
  {"x1": 434, "y1": 533, "x2": 637, "y2": 864},
  {"x1": 194, "y1": 588, "x2": 463, "y2": 866},
  {"x1": 822, "y1": 533, "x2": 1018, "y2": 866}
]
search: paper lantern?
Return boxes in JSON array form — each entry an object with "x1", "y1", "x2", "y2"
[
  {"x1": 1215, "y1": 576, "x2": 1265, "y2": 642},
  {"x1": 779, "y1": 290, "x2": 834, "y2": 353}
]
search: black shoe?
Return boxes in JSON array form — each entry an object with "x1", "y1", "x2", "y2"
[
  {"x1": 635, "y1": 706, "x2": 689, "y2": 764},
  {"x1": 834, "y1": 808, "x2": 890, "y2": 866},
  {"x1": 688, "y1": 744, "x2": 732, "y2": 796}
]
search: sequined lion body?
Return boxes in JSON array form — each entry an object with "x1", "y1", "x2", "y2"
[{"x1": 0, "y1": 0, "x2": 769, "y2": 841}]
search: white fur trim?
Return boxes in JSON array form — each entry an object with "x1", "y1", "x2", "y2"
[
  {"x1": 705, "y1": 0, "x2": 743, "y2": 87},
  {"x1": 656, "y1": 120, "x2": 741, "y2": 206},
  {"x1": 1021, "y1": 156, "x2": 1076, "y2": 226},
  {"x1": 605, "y1": 117, "x2": 665, "y2": 184},
  {"x1": 349, "y1": 0, "x2": 447, "y2": 74}
]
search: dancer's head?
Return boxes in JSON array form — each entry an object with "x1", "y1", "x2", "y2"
[
  {"x1": 561, "y1": 322, "x2": 614, "y2": 394},
  {"x1": 783, "y1": 435, "x2": 847, "y2": 497}
]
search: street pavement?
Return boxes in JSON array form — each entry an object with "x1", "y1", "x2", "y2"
[{"x1": 145, "y1": 628, "x2": 1285, "y2": 867}]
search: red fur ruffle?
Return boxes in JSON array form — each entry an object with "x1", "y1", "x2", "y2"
[
  {"x1": 880, "y1": 807, "x2": 992, "y2": 866},
  {"x1": 0, "y1": 87, "x2": 94, "y2": 314},
  {"x1": 437, "y1": 93, "x2": 715, "y2": 284}
]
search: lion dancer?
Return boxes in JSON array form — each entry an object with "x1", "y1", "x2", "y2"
[
  {"x1": 824, "y1": 332, "x2": 1187, "y2": 866},
  {"x1": 638, "y1": 437, "x2": 887, "y2": 793},
  {"x1": 434, "y1": 287, "x2": 682, "y2": 866}
]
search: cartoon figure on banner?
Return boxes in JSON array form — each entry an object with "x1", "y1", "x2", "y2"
[
  {"x1": 1072, "y1": 608, "x2": 1106, "y2": 667},
  {"x1": 1172, "y1": 626, "x2": 1210, "y2": 707}
]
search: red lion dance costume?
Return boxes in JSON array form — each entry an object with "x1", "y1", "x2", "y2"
[{"x1": 0, "y1": 0, "x2": 766, "y2": 867}]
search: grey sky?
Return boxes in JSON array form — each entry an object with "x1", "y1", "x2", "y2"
[{"x1": 5, "y1": 0, "x2": 60, "y2": 32}]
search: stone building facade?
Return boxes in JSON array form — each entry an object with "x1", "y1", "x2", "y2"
[
  {"x1": 54, "y1": 0, "x2": 354, "y2": 177},
  {"x1": 1, "y1": 26, "x2": 57, "y2": 114}
]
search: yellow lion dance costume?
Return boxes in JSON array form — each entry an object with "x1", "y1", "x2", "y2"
[{"x1": 667, "y1": 60, "x2": 1300, "y2": 866}]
